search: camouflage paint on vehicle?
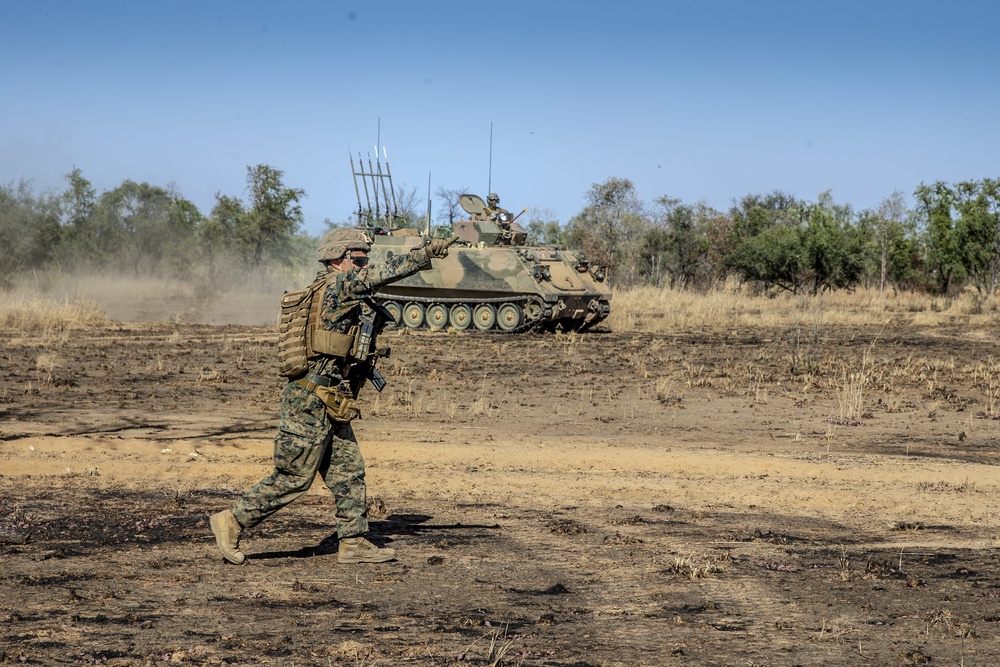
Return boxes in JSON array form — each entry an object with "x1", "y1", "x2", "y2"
[{"x1": 366, "y1": 220, "x2": 611, "y2": 332}]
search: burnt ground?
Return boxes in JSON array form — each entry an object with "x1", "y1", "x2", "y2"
[{"x1": 1, "y1": 320, "x2": 1000, "y2": 666}]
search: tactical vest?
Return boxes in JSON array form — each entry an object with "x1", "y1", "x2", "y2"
[{"x1": 276, "y1": 274, "x2": 356, "y2": 378}]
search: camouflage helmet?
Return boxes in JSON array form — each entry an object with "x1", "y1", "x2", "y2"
[
  {"x1": 487, "y1": 192, "x2": 500, "y2": 204},
  {"x1": 317, "y1": 228, "x2": 372, "y2": 263}
]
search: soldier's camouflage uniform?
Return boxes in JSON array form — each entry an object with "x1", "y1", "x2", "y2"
[{"x1": 230, "y1": 250, "x2": 431, "y2": 538}]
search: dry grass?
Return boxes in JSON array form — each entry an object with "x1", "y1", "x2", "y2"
[
  {"x1": 34, "y1": 352, "x2": 62, "y2": 384},
  {"x1": 664, "y1": 553, "x2": 726, "y2": 580},
  {"x1": 11, "y1": 278, "x2": 998, "y2": 334},
  {"x1": 608, "y1": 285, "x2": 1000, "y2": 332},
  {"x1": 831, "y1": 324, "x2": 888, "y2": 424},
  {"x1": 0, "y1": 294, "x2": 108, "y2": 332},
  {"x1": 971, "y1": 357, "x2": 1000, "y2": 418}
]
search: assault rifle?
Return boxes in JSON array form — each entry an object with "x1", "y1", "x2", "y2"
[{"x1": 349, "y1": 296, "x2": 395, "y2": 394}]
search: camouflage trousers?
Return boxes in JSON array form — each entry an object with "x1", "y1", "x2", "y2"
[{"x1": 231, "y1": 381, "x2": 368, "y2": 538}]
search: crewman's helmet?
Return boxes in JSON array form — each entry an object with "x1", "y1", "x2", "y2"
[
  {"x1": 487, "y1": 193, "x2": 500, "y2": 205},
  {"x1": 317, "y1": 228, "x2": 372, "y2": 263}
]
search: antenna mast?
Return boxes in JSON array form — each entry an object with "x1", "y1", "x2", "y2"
[
  {"x1": 349, "y1": 150, "x2": 363, "y2": 226},
  {"x1": 425, "y1": 171, "x2": 432, "y2": 236},
  {"x1": 347, "y1": 120, "x2": 404, "y2": 230},
  {"x1": 350, "y1": 146, "x2": 400, "y2": 229},
  {"x1": 487, "y1": 122, "x2": 493, "y2": 195}
]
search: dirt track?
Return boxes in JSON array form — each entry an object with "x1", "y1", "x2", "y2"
[{"x1": 2, "y1": 321, "x2": 1000, "y2": 666}]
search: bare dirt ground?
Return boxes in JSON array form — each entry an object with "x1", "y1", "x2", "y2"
[{"x1": 2, "y1": 318, "x2": 1000, "y2": 666}]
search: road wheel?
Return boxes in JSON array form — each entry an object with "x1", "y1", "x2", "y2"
[
  {"x1": 383, "y1": 301, "x2": 402, "y2": 327},
  {"x1": 427, "y1": 304, "x2": 449, "y2": 330},
  {"x1": 449, "y1": 304, "x2": 472, "y2": 331},
  {"x1": 497, "y1": 303, "x2": 523, "y2": 331},
  {"x1": 473, "y1": 304, "x2": 497, "y2": 331},
  {"x1": 402, "y1": 302, "x2": 425, "y2": 329}
]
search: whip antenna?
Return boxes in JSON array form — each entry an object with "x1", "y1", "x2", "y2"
[{"x1": 425, "y1": 170, "x2": 432, "y2": 236}]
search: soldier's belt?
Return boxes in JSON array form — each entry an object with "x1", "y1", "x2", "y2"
[
  {"x1": 306, "y1": 373, "x2": 332, "y2": 387},
  {"x1": 293, "y1": 373, "x2": 333, "y2": 392}
]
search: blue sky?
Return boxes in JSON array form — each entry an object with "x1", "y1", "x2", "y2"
[{"x1": 3, "y1": 1, "x2": 999, "y2": 236}]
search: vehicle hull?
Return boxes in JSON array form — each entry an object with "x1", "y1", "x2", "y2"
[{"x1": 368, "y1": 233, "x2": 611, "y2": 332}]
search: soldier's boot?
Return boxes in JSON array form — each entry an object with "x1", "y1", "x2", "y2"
[
  {"x1": 337, "y1": 536, "x2": 396, "y2": 564},
  {"x1": 209, "y1": 509, "x2": 246, "y2": 565}
]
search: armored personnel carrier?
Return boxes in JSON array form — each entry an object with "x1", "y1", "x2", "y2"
[{"x1": 349, "y1": 151, "x2": 611, "y2": 332}]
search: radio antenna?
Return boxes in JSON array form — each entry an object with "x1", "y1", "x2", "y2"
[
  {"x1": 349, "y1": 149, "x2": 363, "y2": 226},
  {"x1": 425, "y1": 170, "x2": 432, "y2": 236},
  {"x1": 487, "y1": 122, "x2": 493, "y2": 195}
]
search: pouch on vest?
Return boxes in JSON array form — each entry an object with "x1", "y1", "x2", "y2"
[
  {"x1": 313, "y1": 384, "x2": 361, "y2": 422},
  {"x1": 276, "y1": 275, "x2": 328, "y2": 379}
]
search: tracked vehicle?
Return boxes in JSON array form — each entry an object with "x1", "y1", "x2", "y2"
[{"x1": 349, "y1": 150, "x2": 611, "y2": 332}]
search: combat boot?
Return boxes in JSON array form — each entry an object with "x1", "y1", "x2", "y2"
[
  {"x1": 338, "y1": 536, "x2": 396, "y2": 564},
  {"x1": 209, "y1": 509, "x2": 245, "y2": 565}
]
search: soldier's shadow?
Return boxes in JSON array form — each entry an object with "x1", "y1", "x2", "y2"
[
  {"x1": 249, "y1": 513, "x2": 499, "y2": 560},
  {"x1": 371, "y1": 513, "x2": 502, "y2": 538}
]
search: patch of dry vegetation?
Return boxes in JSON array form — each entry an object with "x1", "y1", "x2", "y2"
[
  {"x1": 608, "y1": 285, "x2": 1000, "y2": 332},
  {"x1": 0, "y1": 294, "x2": 107, "y2": 332}
]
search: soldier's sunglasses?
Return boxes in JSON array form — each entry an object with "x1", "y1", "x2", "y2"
[{"x1": 351, "y1": 255, "x2": 369, "y2": 267}]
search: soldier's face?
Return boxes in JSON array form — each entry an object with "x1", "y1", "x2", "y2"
[{"x1": 329, "y1": 250, "x2": 369, "y2": 273}]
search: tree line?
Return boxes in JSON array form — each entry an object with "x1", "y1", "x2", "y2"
[
  {"x1": 0, "y1": 165, "x2": 313, "y2": 289},
  {"x1": 518, "y1": 177, "x2": 1000, "y2": 296},
  {"x1": 3, "y1": 166, "x2": 998, "y2": 297}
]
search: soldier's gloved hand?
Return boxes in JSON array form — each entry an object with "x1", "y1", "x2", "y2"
[{"x1": 424, "y1": 235, "x2": 459, "y2": 259}]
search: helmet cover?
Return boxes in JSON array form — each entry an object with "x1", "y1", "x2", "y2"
[{"x1": 317, "y1": 228, "x2": 372, "y2": 262}]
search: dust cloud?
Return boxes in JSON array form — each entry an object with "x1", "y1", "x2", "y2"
[{"x1": 15, "y1": 270, "x2": 315, "y2": 326}]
